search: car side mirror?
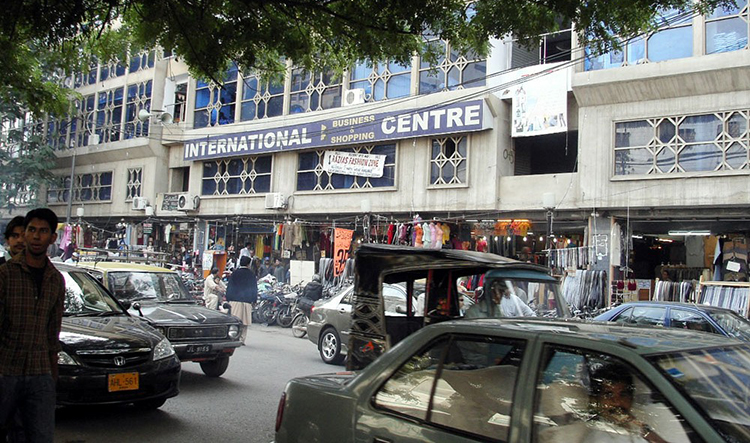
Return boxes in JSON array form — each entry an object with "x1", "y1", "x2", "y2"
[
  {"x1": 132, "y1": 302, "x2": 144, "y2": 317},
  {"x1": 223, "y1": 302, "x2": 232, "y2": 315},
  {"x1": 120, "y1": 300, "x2": 132, "y2": 310}
]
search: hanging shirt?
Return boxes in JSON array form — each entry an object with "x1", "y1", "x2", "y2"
[
  {"x1": 422, "y1": 223, "x2": 431, "y2": 248},
  {"x1": 414, "y1": 224, "x2": 424, "y2": 247}
]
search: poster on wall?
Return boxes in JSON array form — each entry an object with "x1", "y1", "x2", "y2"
[
  {"x1": 510, "y1": 63, "x2": 568, "y2": 138},
  {"x1": 333, "y1": 228, "x2": 354, "y2": 277},
  {"x1": 323, "y1": 151, "x2": 386, "y2": 178}
]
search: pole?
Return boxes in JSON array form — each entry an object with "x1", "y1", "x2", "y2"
[{"x1": 65, "y1": 151, "x2": 76, "y2": 224}]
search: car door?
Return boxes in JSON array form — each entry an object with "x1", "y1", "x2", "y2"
[
  {"x1": 669, "y1": 308, "x2": 719, "y2": 334},
  {"x1": 355, "y1": 332, "x2": 528, "y2": 442},
  {"x1": 614, "y1": 305, "x2": 667, "y2": 327},
  {"x1": 334, "y1": 287, "x2": 354, "y2": 344}
]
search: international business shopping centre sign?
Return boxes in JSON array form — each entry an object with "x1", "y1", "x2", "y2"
[{"x1": 183, "y1": 99, "x2": 492, "y2": 162}]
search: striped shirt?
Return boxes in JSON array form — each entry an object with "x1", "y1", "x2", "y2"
[{"x1": 0, "y1": 254, "x2": 65, "y2": 376}]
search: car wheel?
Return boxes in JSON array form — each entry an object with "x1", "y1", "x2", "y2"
[
  {"x1": 292, "y1": 313, "x2": 308, "y2": 338},
  {"x1": 134, "y1": 396, "x2": 167, "y2": 410},
  {"x1": 277, "y1": 305, "x2": 294, "y2": 328},
  {"x1": 319, "y1": 327, "x2": 344, "y2": 365},
  {"x1": 200, "y1": 356, "x2": 230, "y2": 377}
]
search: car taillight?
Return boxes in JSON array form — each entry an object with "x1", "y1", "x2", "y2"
[{"x1": 275, "y1": 392, "x2": 286, "y2": 433}]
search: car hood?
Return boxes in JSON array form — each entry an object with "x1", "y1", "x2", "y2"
[
  {"x1": 130, "y1": 302, "x2": 240, "y2": 326},
  {"x1": 61, "y1": 315, "x2": 160, "y2": 351}
]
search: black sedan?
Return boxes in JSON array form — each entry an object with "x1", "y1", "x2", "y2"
[
  {"x1": 55, "y1": 264, "x2": 181, "y2": 409},
  {"x1": 593, "y1": 301, "x2": 750, "y2": 341}
]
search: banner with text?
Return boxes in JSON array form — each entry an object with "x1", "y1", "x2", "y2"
[
  {"x1": 323, "y1": 151, "x2": 386, "y2": 178},
  {"x1": 333, "y1": 228, "x2": 354, "y2": 277},
  {"x1": 183, "y1": 99, "x2": 492, "y2": 161}
]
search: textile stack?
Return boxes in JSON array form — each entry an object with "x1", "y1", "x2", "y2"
[
  {"x1": 699, "y1": 285, "x2": 750, "y2": 317},
  {"x1": 652, "y1": 280, "x2": 695, "y2": 303},
  {"x1": 561, "y1": 270, "x2": 608, "y2": 311}
]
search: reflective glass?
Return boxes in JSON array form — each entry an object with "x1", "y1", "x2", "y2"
[
  {"x1": 708, "y1": 1, "x2": 745, "y2": 19},
  {"x1": 242, "y1": 78, "x2": 259, "y2": 100},
  {"x1": 463, "y1": 61, "x2": 486, "y2": 88},
  {"x1": 679, "y1": 143, "x2": 722, "y2": 171},
  {"x1": 706, "y1": 17, "x2": 748, "y2": 54},
  {"x1": 725, "y1": 143, "x2": 748, "y2": 169},
  {"x1": 388, "y1": 74, "x2": 411, "y2": 98},
  {"x1": 240, "y1": 101, "x2": 257, "y2": 121},
  {"x1": 615, "y1": 148, "x2": 653, "y2": 175},
  {"x1": 647, "y1": 26, "x2": 693, "y2": 62},
  {"x1": 727, "y1": 112, "x2": 747, "y2": 138},
  {"x1": 254, "y1": 174, "x2": 271, "y2": 192},
  {"x1": 656, "y1": 147, "x2": 676, "y2": 172},
  {"x1": 615, "y1": 121, "x2": 653, "y2": 148},
  {"x1": 195, "y1": 88, "x2": 211, "y2": 109},
  {"x1": 679, "y1": 114, "x2": 721, "y2": 142},
  {"x1": 419, "y1": 71, "x2": 443, "y2": 94},
  {"x1": 267, "y1": 96, "x2": 284, "y2": 117}
]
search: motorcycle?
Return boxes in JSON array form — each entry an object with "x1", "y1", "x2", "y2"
[
  {"x1": 291, "y1": 308, "x2": 308, "y2": 338},
  {"x1": 276, "y1": 282, "x2": 305, "y2": 328}
]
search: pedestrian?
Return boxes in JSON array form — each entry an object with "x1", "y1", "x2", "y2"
[
  {"x1": 203, "y1": 267, "x2": 226, "y2": 310},
  {"x1": 258, "y1": 257, "x2": 271, "y2": 278},
  {"x1": 273, "y1": 259, "x2": 287, "y2": 284},
  {"x1": 240, "y1": 242, "x2": 253, "y2": 259},
  {"x1": 0, "y1": 208, "x2": 66, "y2": 442},
  {"x1": 225, "y1": 256, "x2": 258, "y2": 345},
  {"x1": 0, "y1": 216, "x2": 26, "y2": 265}
]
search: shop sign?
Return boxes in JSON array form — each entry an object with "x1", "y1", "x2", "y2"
[
  {"x1": 143, "y1": 222, "x2": 153, "y2": 234},
  {"x1": 333, "y1": 228, "x2": 354, "y2": 277},
  {"x1": 183, "y1": 99, "x2": 492, "y2": 161},
  {"x1": 323, "y1": 151, "x2": 385, "y2": 178},
  {"x1": 179, "y1": 222, "x2": 189, "y2": 231},
  {"x1": 162, "y1": 193, "x2": 180, "y2": 211}
]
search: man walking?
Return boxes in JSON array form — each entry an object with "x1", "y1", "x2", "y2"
[
  {"x1": 225, "y1": 256, "x2": 257, "y2": 344},
  {"x1": 0, "y1": 208, "x2": 66, "y2": 442}
]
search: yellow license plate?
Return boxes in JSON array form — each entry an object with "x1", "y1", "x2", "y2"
[{"x1": 108, "y1": 372, "x2": 139, "y2": 392}]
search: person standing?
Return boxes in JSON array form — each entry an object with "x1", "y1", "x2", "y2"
[
  {"x1": 0, "y1": 208, "x2": 65, "y2": 442},
  {"x1": 239, "y1": 242, "x2": 253, "y2": 259},
  {"x1": 225, "y1": 256, "x2": 257, "y2": 345},
  {"x1": 258, "y1": 257, "x2": 271, "y2": 279},
  {"x1": 273, "y1": 259, "x2": 287, "y2": 284},
  {"x1": 203, "y1": 267, "x2": 226, "y2": 310},
  {"x1": 0, "y1": 216, "x2": 26, "y2": 265}
]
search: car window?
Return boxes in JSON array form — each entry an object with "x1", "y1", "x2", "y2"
[
  {"x1": 629, "y1": 306, "x2": 666, "y2": 326},
  {"x1": 63, "y1": 271, "x2": 123, "y2": 314},
  {"x1": 341, "y1": 286, "x2": 354, "y2": 304},
  {"x1": 670, "y1": 309, "x2": 718, "y2": 334},
  {"x1": 533, "y1": 346, "x2": 701, "y2": 443},
  {"x1": 709, "y1": 310, "x2": 750, "y2": 341},
  {"x1": 383, "y1": 285, "x2": 408, "y2": 314},
  {"x1": 374, "y1": 334, "x2": 526, "y2": 441},
  {"x1": 108, "y1": 271, "x2": 191, "y2": 301},
  {"x1": 611, "y1": 307, "x2": 634, "y2": 324}
]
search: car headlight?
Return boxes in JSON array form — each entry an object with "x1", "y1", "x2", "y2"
[
  {"x1": 228, "y1": 325, "x2": 240, "y2": 339},
  {"x1": 153, "y1": 338, "x2": 176, "y2": 361},
  {"x1": 58, "y1": 351, "x2": 79, "y2": 366},
  {"x1": 155, "y1": 326, "x2": 167, "y2": 337}
]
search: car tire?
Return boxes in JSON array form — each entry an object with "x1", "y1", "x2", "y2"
[
  {"x1": 134, "y1": 396, "x2": 167, "y2": 410},
  {"x1": 319, "y1": 327, "x2": 344, "y2": 365},
  {"x1": 200, "y1": 356, "x2": 230, "y2": 377},
  {"x1": 292, "y1": 313, "x2": 308, "y2": 338},
  {"x1": 277, "y1": 305, "x2": 294, "y2": 328}
]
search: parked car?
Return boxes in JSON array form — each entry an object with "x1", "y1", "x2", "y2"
[
  {"x1": 307, "y1": 283, "x2": 420, "y2": 365},
  {"x1": 276, "y1": 318, "x2": 750, "y2": 443},
  {"x1": 55, "y1": 263, "x2": 180, "y2": 409},
  {"x1": 74, "y1": 261, "x2": 243, "y2": 377},
  {"x1": 593, "y1": 301, "x2": 750, "y2": 341}
]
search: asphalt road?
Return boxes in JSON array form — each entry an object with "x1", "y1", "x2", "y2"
[{"x1": 55, "y1": 322, "x2": 335, "y2": 443}]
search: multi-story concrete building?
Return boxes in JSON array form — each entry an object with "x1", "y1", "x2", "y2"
[{"x1": 31, "y1": 4, "x2": 750, "y2": 301}]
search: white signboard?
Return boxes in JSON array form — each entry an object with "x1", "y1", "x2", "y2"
[
  {"x1": 510, "y1": 64, "x2": 568, "y2": 137},
  {"x1": 323, "y1": 151, "x2": 386, "y2": 178}
]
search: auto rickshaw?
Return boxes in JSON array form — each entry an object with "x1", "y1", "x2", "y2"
[{"x1": 347, "y1": 243, "x2": 570, "y2": 370}]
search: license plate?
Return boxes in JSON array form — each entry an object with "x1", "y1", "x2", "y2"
[
  {"x1": 108, "y1": 372, "x2": 139, "y2": 392},
  {"x1": 187, "y1": 344, "x2": 211, "y2": 353}
]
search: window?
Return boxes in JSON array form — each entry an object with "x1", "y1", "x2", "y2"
[
  {"x1": 129, "y1": 50, "x2": 155, "y2": 73},
  {"x1": 289, "y1": 68, "x2": 342, "y2": 113},
  {"x1": 124, "y1": 81, "x2": 152, "y2": 139},
  {"x1": 47, "y1": 172, "x2": 113, "y2": 203},
  {"x1": 71, "y1": 95, "x2": 96, "y2": 148},
  {"x1": 201, "y1": 155, "x2": 272, "y2": 196},
  {"x1": 173, "y1": 83, "x2": 187, "y2": 124},
  {"x1": 430, "y1": 136, "x2": 468, "y2": 185},
  {"x1": 706, "y1": 1, "x2": 748, "y2": 54},
  {"x1": 613, "y1": 306, "x2": 666, "y2": 326},
  {"x1": 349, "y1": 59, "x2": 412, "y2": 102},
  {"x1": 240, "y1": 73, "x2": 284, "y2": 121},
  {"x1": 73, "y1": 64, "x2": 98, "y2": 88},
  {"x1": 533, "y1": 347, "x2": 699, "y2": 442},
  {"x1": 194, "y1": 65, "x2": 238, "y2": 128},
  {"x1": 585, "y1": 8, "x2": 694, "y2": 71},
  {"x1": 126, "y1": 168, "x2": 142, "y2": 201},
  {"x1": 95, "y1": 87, "x2": 124, "y2": 144},
  {"x1": 670, "y1": 309, "x2": 718, "y2": 333},
  {"x1": 296, "y1": 145, "x2": 396, "y2": 191},
  {"x1": 100, "y1": 59, "x2": 127, "y2": 81},
  {"x1": 374, "y1": 334, "x2": 525, "y2": 441},
  {"x1": 46, "y1": 117, "x2": 71, "y2": 150},
  {"x1": 419, "y1": 37, "x2": 486, "y2": 94},
  {"x1": 614, "y1": 111, "x2": 749, "y2": 176}
]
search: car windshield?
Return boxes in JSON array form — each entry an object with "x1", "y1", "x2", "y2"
[
  {"x1": 63, "y1": 271, "x2": 124, "y2": 315},
  {"x1": 708, "y1": 310, "x2": 750, "y2": 341},
  {"x1": 650, "y1": 345, "x2": 750, "y2": 442},
  {"x1": 461, "y1": 278, "x2": 563, "y2": 319},
  {"x1": 107, "y1": 271, "x2": 192, "y2": 302}
]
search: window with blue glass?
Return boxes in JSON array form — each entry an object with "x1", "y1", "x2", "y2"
[
  {"x1": 95, "y1": 87, "x2": 124, "y2": 144},
  {"x1": 418, "y1": 37, "x2": 486, "y2": 94},
  {"x1": 240, "y1": 73, "x2": 284, "y2": 121},
  {"x1": 706, "y1": 0, "x2": 749, "y2": 54},
  {"x1": 614, "y1": 110, "x2": 749, "y2": 176},
  {"x1": 201, "y1": 155, "x2": 272, "y2": 196},
  {"x1": 289, "y1": 68, "x2": 342, "y2": 114},
  {"x1": 100, "y1": 58, "x2": 127, "y2": 81},
  {"x1": 194, "y1": 65, "x2": 238, "y2": 128},
  {"x1": 48, "y1": 172, "x2": 113, "y2": 203},
  {"x1": 349, "y1": 60, "x2": 412, "y2": 101},
  {"x1": 430, "y1": 136, "x2": 468, "y2": 185},
  {"x1": 125, "y1": 81, "x2": 152, "y2": 139},
  {"x1": 129, "y1": 50, "x2": 155, "y2": 73},
  {"x1": 297, "y1": 145, "x2": 396, "y2": 191},
  {"x1": 71, "y1": 95, "x2": 95, "y2": 148}
]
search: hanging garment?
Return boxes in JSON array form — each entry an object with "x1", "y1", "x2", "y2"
[
  {"x1": 422, "y1": 222, "x2": 431, "y2": 248},
  {"x1": 414, "y1": 224, "x2": 424, "y2": 247},
  {"x1": 293, "y1": 222, "x2": 304, "y2": 247},
  {"x1": 610, "y1": 223, "x2": 622, "y2": 267},
  {"x1": 387, "y1": 224, "x2": 395, "y2": 245}
]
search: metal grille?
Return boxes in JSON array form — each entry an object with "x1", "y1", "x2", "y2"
[
  {"x1": 75, "y1": 348, "x2": 151, "y2": 368},
  {"x1": 167, "y1": 326, "x2": 228, "y2": 341}
]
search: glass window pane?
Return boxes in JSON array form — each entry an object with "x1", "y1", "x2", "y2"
[
  {"x1": 255, "y1": 155, "x2": 272, "y2": 173},
  {"x1": 195, "y1": 88, "x2": 211, "y2": 109},
  {"x1": 419, "y1": 71, "x2": 443, "y2": 95},
  {"x1": 725, "y1": 143, "x2": 748, "y2": 169},
  {"x1": 388, "y1": 74, "x2": 411, "y2": 99},
  {"x1": 266, "y1": 96, "x2": 284, "y2": 117},
  {"x1": 615, "y1": 121, "x2": 653, "y2": 148},
  {"x1": 463, "y1": 61, "x2": 486, "y2": 88},
  {"x1": 656, "y1": 147, "x2": 677, "y2": 172},
  {"x1": 240, "y1": 101, "x2": 257, "y2": 121},
  {"x1": 615, "y1": 148, "x2": 653, "y2": 175},
  {"x1": 680, "y1": 114, "x2": 721, "y2": 142},
  {"x1": 647, "y1": 26, "x2": 693, "y2": 62},
  {"x1": 630, "y1": 306, "x2": 666, "y2": 326},
  {"x1": 254, "y1": 174, "x2": 271, "y2": 192},
  {"x1": 203, "y1": 162, "x2": 218, "y2": 178},
  {"x1": 680, "y1": 143, "x2": 723, "y2": 171},
  {"x1": 202, "y1": 179, "x2": 217, "y2": 195},
  {"x1": 627, "y1": 36, "x2": 647, "y2": 65},
  {"x1": 706, "y1": 16, "x2": 748, "y2": 54},
  {"x1": 296, "y1": 172, "x2": 316, "y2": 191},
  {"x1": 670, "y1": 309, "x2": 718, "y2": 333},
  {"x1": 708, "y1": 1, "x2": 745, "y2": 19}
]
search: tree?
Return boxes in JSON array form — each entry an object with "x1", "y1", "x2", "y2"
[{"x1": 0, "y1": 0, "x2": 732, "y2": 209}]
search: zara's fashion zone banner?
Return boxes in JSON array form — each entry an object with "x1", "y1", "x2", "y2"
[{"x1": 183, "y1": 99, "x2": 492, "y2": 161}]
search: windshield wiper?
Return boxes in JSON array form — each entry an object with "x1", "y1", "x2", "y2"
[
  {"x1": 95, "y1": 311, "x2": 122, "y2": 317},
  {"x1": 130, "y1": 296, "x2": 158, "y2": 301},
  {"x1": 65, "y1": 311, "x2": 120, "y2": 317}
]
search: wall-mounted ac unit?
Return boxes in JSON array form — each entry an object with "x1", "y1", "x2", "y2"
[
  {"x1": 264, "y1": 193, "x2": 286, "y2": 209},
  {"x1": 177, "y1": 193, "x2": 200, "y2": 211},
  {"x1": 131, "y1": 196, "x2": 148, "y2": 210},
  {"x1": 343, "y1": 88, "x2": 366, "y2": 106}
]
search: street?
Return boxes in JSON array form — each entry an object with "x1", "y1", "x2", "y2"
[{"x1": 55, "y1": 323, "x2": 334, "y2": 443}]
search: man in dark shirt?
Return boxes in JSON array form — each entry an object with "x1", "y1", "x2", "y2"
[
  {"x1": 225, "y1": 256, "x2": 258, "y2": 345},
  {"x1": 0, "y1": 216, "x2": 25, "y2": 265},
  {"x1": 0, "y1": 208, "x2": 65, "y2": 442}
]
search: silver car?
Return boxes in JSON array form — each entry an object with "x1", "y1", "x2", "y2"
[{"x1": 307, "y1": 283, "x2": 417, "y2": 365}]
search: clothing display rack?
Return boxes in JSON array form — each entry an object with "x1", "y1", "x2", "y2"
[
  {"x1": 561, "y1": 269, "x2": 608, "y2": 311},
  {"x1": 548, "y1": 246, "x2": 594, "y2": 271},
  {"x1": 698, "y1": 279, "x2": 750, "y2": 318},
  {"x1": 656, "y1": 265, "x2": 708, "y2": 282},
  {"x1": 652, "y1": 279, "x2": 696, "y2": 303}
]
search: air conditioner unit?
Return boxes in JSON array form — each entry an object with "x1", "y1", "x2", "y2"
[
  {"x1": 131, "y1": 196, "x2": 148, "y2": 210},
  {"x1": 343, "y1": 88, "x2": 366, "y2": 106},
  {"x1": 177, "y1": 193, "x2": 200, "y2": 211},
  {"x1": 264, "y1": 193, "x2": 286, "y2": 209}
]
